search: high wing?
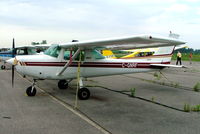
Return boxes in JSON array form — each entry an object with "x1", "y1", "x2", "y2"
[
  {"x1": 33, "y1": 44, "x2": 51, "y2": 48},
  {"x1": 59, "y1": 35, "x2": 186, "y2": 50},
  {"x1": 56, "y1": 35, "x2": 186, "y2": 76}
]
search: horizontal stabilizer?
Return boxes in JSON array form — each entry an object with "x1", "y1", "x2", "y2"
[{"x1": 150, "y1": 64, "x2": 186, "y2": 68}]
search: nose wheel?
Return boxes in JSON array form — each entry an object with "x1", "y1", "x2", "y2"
[
  {"x1": 26, "y1": 86, "x2": 37, "y2": 96},
  {"x1": 1, "y1": 61, "x2": 7, "y2": 70},
  {"x1": 26, "y1": 79, "x2": 37, "y2": 96},
  {"x1": 1, "y1": 65, "x2": 6, "y2": 70}
]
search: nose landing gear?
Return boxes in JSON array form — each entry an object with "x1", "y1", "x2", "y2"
[{"x1": 26, "y1": 79, "x2": 37, "y2": 96}]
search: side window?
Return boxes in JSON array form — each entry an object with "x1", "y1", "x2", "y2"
[
  {"x1": 92, "y1": 50, "x2": 104, "y2": 59},
  {"x1": 64, "y1": 49, "x2": 85, "y2": 61},
  {"x1": 16, "y1": 49, "x2": 20, "y2": 54},
  {"x1": 64, "y1": 50, "x2": 71, "y2": 60},
  {"x1": 17, "y1": 49, "x2": 25, "y2": 55},
  {"x1": 16, "y1": 49, "x2": 29, "y2": 55},
  {"x1": 146, "y1": 52, "x2": 153, "y2": 56},
  {"x1": 75, "y1": 51, "x2": 85, "y2": 61}
]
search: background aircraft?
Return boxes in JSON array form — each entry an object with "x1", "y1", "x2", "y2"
[
  {"x1": 0, "y1": 39, "x2": 37, "y2": 69},
  {"x1": 102, "y1": 45, "x2": 188, "y2": 59}
]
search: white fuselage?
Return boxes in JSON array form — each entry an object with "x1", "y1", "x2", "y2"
[{"x1": 14, "y1": 53, "x2": 171, "y2": 80}]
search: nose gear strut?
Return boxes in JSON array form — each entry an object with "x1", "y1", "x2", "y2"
[{"x1": 26, "y1": 79, "x2": 37, "y2": 96}]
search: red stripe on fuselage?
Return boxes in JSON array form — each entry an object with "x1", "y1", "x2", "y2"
[{"x1": 23, "y1": 62, "x2": 170, "y2": 68}]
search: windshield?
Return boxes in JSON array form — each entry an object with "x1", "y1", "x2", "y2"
[
  {"x1": 28, "y1": 48, "x2": 37, "y2": 54},
  {"x1": 44, "y1": 44, "x2": 61, "y2": 58}
]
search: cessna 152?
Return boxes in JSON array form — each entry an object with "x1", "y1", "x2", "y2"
[{"x1": 7, "y1": 35, "x2": 186, "y2": 100}]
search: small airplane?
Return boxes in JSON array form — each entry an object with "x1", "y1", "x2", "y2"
[
  {"x1": 102, "y1": 45, "x2": 188, "y2": 59},
  {"x1": 0, "y1": 39, "x2": 37, "y2": 69},
  {"x1": 7, "y1": 35, "x2": 186, "y2": 100}
]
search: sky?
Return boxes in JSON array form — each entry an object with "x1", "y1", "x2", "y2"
[{"x1": 0, "y1": 0, "x2": 200, "y2": 49}]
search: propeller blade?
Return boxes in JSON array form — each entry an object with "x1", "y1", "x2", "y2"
[
  {"x1": 12, "y1": 65, "x2": 14, "y2": 87},
  {"x1": 12, "y1": 38, "x2": 15, "y2": 58},
  {"x1": 12, "y1": 38, "x2": 15, "y2": 87}
]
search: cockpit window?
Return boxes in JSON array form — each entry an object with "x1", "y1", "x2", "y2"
[{"x1": 44, "y1": 45, "x2": 61, "y2": 58}]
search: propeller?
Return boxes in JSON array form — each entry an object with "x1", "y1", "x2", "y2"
[{"x1": 12, "y1": 38, "x2": 15, "y2": 87}]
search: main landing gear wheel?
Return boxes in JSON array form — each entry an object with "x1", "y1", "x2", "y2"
[
  {"x1": 58, "y1": 80, "x2": 69, "y2": 89},
  {"x1": 78, "y1": 88, "x2": 90, "y2": 100},
  {"x1": 1, "y1": 65, "x2": 5, "y2": 70},
  {"x1": 26, "y1": 86, "x2": 37, "y2": 96}
]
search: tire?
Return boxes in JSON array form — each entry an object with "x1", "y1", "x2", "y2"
[
  {"x1": 58, "y1": 80, "x2": 68, "y2": 89},
  {"x1": 1, "y1": 65, "x2": 5, "y2": 70},
  {"x1": 78, "y1": 88, "x2": 90, "y2": 100},
  {"x1": 26, "y1": 86, "x2": 37, "y2": 96}
]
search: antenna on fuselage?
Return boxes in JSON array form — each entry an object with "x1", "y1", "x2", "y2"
[{"x1": 169, "y1": 31, "x2": 180, "y2": 39}]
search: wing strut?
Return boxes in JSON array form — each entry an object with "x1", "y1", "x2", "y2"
[{"x1": 57, "y1": 48, "x2": 81, "y2": 76}]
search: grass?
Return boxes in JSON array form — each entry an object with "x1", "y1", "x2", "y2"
[
  {"x1": 184, "y1": 104, "x2": 191, "y2": 112},
  {"x1": 151, "y1": 97, "x2": 155, "y2": 102},
  {"x1": 191, "y1": 105, "x2": 200, "y2": 112},
  {"x1": 130, "y1": 88, "x2": 136, "y2": 97},
  {"x1": 174, "y1": 82, "x2": 180, "y2": 88},
  {"x1": 183, "y1": 104, "x2": 200, "y2": 112},
  {"x1": 153, "y1": 72, "x2": 161, "y2": 80},
  {"x1": 193, "y1": 82, "x2": 200, "y2": 92},
  {"x1": 172, "y1": 53, "x2": 200, "y2": 62}
]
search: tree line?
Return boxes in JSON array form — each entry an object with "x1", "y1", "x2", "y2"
[{"x1": 174, "y1": 48, "x2": 200, "y2": 54}]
